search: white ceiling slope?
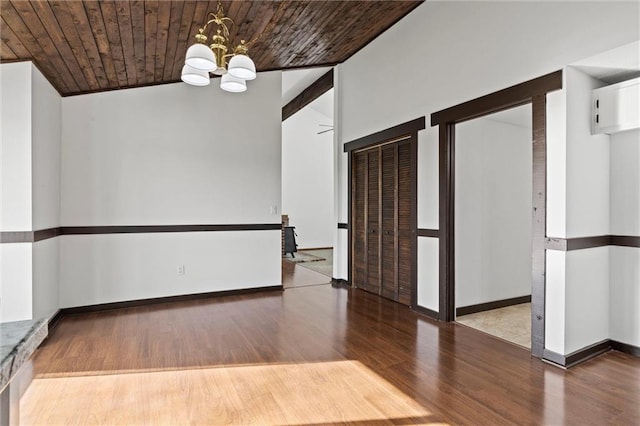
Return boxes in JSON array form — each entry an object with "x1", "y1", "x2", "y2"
[
  {"x1": 571, "y1": 40, "x2": 640, "y2": 84},
  {"x1": 281, "y1": 67, "x2": 332, "y2": 106}
]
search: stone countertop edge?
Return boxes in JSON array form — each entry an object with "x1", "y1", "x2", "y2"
[{"x1": 0, "y1": 319, "x2": 48, "y2": 392}]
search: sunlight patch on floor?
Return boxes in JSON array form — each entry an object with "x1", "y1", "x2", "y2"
[{"x1": 21, "y1": 360, "x2": 446, "y2": 425}]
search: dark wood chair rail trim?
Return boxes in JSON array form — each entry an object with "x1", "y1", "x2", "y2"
[
  {"x1": 282, "y1": 69, "x2": 334, "y2": 121},
  {"x1": 1, "y1": 224, "x2": 282, "y2": 243},
  {"x1": 610, "y1": 235, "x2": 640, "y2": 248},
  {"x1": 417, "y1": 228, "x2": 440, "y2": 238},
  {"x1": 456, "y1": 295, "x2": 531, "y2": 317},
  {"x1": 546, "y1": 235, "x2": 640, "y2": 251},
  {"x1": 58, "y1": 285, "x2": 283, "y2": 316},
  {"x1": 431, "y1": 70, "x2": 563, "y2": 126},
  {"x1": 343, "y1": 117, "x2": 426, "y2": 153},
  {"x1": 62, "y1": 224, "x2": 282, "y2": 234},
  {"x1": 337, "y1": 223, "x2": 348, "y2": 229},
  {"x1": 0, "y1": 231, "x2": 35, "y2": 244}
]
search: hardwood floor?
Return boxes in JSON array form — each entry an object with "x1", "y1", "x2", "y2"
[{"x1": 22, "y1": 280, "x2": 640, "y2": 424}]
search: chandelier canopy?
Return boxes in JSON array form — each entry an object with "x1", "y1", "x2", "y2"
[{"x1": 181, "y1": 2, "x2": 257, "y2": 93}]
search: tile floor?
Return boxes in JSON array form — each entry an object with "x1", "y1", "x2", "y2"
[
  {"x1": 456, "y1": 303, "x2": 531, "y2": 349},
  {"x1": 283, "y1": 249, "x2": 333, "y2": 278}
]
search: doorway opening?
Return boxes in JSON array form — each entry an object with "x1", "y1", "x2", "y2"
[
  {"x1": 281, "y1": 68, "x2": 335, "y2": 288},
  {"x1": 431, "y1": 70, "x2": 563, "y2": 357},
  {"x1": 453, "y1": 104, "x2": 533, "y2": 349}
]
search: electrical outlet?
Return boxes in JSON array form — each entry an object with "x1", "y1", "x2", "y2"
[{"x1": 177, "y1": 265, "x2": 186, "y2": 276}]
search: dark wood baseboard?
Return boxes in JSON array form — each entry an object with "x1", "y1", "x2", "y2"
[
  {"x1": 456, "y1": 295, "x2": 531, "y2": 317},
  {"x1": 542, "y1": 349, "x2": 567, "y2": 367},
  {"x1": 331, "y1": 278, "x2": 350, "y2": 289},
  {"x1": 298, "y1": 247, "x2": 332, "y2": 251},
  {"x1": 564, "y1": 340, "x2": 612, "y2": 367},
  {"x1": 60, "y1": 286, "x2": 283, "y2": 316},
  {"x1": 412, "y1": 305, "x2": 439, "y2": 320},
  {"x1": 544, "y1": 339, "x2": 639, "y2": 368},
  {"x1": 47, "y1": 309, "x2": 65, "y2": 334},
  {"x1": 611, "y1": 340, "x2": 640, "y2": 357}
]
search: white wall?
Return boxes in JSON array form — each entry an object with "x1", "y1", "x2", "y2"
[
  {"x1": 60, "y1": 231, "x2": 280, "y2": 307},
  {"x1": 32, "y1": 238, "x2": 59, "y2": 319},
  {"x1": 565, "y1": 67, "x2": 610, "y2": 237},
  {"x1": 333, "y1": 67, "x2": 349, "y2": 279},
  {"x1": 556, "y1": 68, "x2": 611, "y2": 354},
  {"x1": 1, "y1": 62, "x2": 33, "y2": 321},
  {"x1": 546, "y1": 70, "x2": 639, "y2": 354},
  {"x1": 31, "y1": 66, "x2": 61, "y2": 231},
  {"x1": 417, "y1": 237, "x2": 439, "y2": 311},
  {"x1": 610, "y1": 247, "x2": 640, "y2": 346},
  {"x1": 0, "y1": 244, "x2": 33, "y2": 321},
  {"x1": 610, "y1": 129, "x2": 640, "y2": 347},
  {"x1": 545, "y1": 250, "x2": 566, "y2": 354},
  {"x1": 282, "y1": 91, "x2": 334, "y2": 249},
  {"x1": 564, "y1": 247, "x2": 610, "y2": 354},
  {"x1": 60, "y1": 72, "x2": 282, "y2": 307},
  {"x1": 546, "y1": 88, "x2": 568, "y2": 238},
  {"x1": 610, "y1": 129, "x2": 640, "y2": 236},
  {"x1": 337, "y1": 1, "x2": 640, "y2": 316},
  {"x1": 1, "y1": 62, "x2": 32, "y2": 232},
  {"x1": 31, "y1": 65, "x2": 61, "y2": 320},
  {"x1": 455, "y1": 110, "x2": 532, "y2": 308},
  {"x1": 61, "y1": 76, "x2": 281, "y2": 226},
  {"x1": 1, "y1": 62, "x2": 61, "y2": 321}
]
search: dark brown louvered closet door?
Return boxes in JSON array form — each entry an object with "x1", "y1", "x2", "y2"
[{"x1": 352, "y1": 139, "x2": 412, "y2": 305}]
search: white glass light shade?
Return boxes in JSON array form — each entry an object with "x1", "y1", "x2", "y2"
[
  {"x1": 227, "y1": 54, "x2": 256, "y2": 80},
  {"x1": 220, "y1": 73, "x2": 247, "y2": 93},
  {"x1": 185, "y1": 43, "x2": 216, "y2": 71},
  {"x1": 181, "y1": 64, "x2": 210, "y2": 86}
]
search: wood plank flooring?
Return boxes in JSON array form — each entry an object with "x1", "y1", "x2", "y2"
[{"x1": 22, "y1": 280, "x2": 640, "y2": 425}]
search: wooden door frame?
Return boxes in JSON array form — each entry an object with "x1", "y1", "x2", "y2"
[
  {"x1": 344, "y1": 117, "x2": 425, "y2": 308},
  {"x1": 431, "y1": 70, "x2": 563, "y2": 358}
]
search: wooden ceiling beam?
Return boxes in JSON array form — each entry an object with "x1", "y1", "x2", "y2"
[{"x1": 282, "y1": 69, "x2": 334, "y2": 122}]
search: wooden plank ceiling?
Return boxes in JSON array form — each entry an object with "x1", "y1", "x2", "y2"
[{"x1": 0, "y1": 0, "x2": 422, "y2": 96}]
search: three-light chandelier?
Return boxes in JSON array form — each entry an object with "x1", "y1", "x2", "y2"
[{"x1": 181, "y1": 2, "x2": 257, "y2": 93}]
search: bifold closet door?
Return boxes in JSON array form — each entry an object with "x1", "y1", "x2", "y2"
[
  {"x1": 396, "y1": 142, "x2": 412, "y2": 305},
  {"x1": 352, "y1": 140, "x2": 411, "y2": 305},
  {"x1": 352, "y1": 150, "x2": 368, "y2": 293},
  {"x1": 352, "y1": 149, "x2": 381, "y2": 295}
]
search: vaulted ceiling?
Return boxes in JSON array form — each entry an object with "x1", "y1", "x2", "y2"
[{"x1": 0, "y1": 0, "x2": 422, "y2": 96}]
